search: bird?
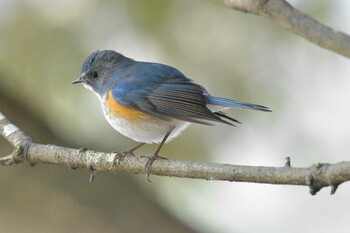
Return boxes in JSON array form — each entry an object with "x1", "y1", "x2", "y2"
[{"x1": 72, "y1": 50, "x2": 271, "y2": 176}]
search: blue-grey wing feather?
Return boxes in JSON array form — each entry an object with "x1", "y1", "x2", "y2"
[{"x1": 111, "y1": 63, "x2": 235, "y2": 125}]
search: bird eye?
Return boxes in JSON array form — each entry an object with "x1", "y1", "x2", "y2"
[{"x1": 89, "y1": 71, "x2": 99, "y2": 79}]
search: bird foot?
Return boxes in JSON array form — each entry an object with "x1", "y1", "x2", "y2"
[
  {"x1": 111, "y1": 150, "x2": 136, "y2": 167},
  {"x1": 145, "y1": 155, "x2": 168, "y2": 182}
]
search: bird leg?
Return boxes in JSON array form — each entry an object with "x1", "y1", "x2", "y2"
[{"x1": 145, "y1": 127, "x2": 174, "y2": 181}]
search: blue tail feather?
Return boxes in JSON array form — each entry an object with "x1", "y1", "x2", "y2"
[{"x1": 207, "y1": 96, "x2": 271, "y2": 112}]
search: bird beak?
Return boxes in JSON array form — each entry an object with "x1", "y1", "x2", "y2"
[{"x1": 72, "y1": 73, "x2": 85, "y2": 84}]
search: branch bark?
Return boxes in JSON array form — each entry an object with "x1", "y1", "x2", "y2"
[
  {"x1": 212, "y1": 0, "x2": 350, "y2": 58},
  {"x1": 1, "y1": 112, "x2": 349, "y2": 195}
]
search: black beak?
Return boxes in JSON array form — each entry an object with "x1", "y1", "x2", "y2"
[{"x1": 72, "y1": 77, "x2": 84, "y2": 84}]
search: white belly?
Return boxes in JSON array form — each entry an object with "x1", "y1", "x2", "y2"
[{"x1": 101, "y1": 103, "x2": 190, "y2": 144}]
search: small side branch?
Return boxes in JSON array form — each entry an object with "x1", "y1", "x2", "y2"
[
  {"x1": 212, "y1": 0, "x2": 350, "y2": 58},
  {"x1": 0, "y1": 112, "x2": 31, "y2": 165},
  {"x1": 1, "y1": 112, "x2": 350, "y2": 195}
]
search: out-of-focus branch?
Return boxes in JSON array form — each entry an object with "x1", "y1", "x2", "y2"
[
  {"x1": 1, "y1": 112, "x2": 350, "y2": 195},
  {"x1": 212, "y1": 0, "x2": 350, "y2": 58}
]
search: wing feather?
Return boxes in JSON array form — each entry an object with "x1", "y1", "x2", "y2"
[{"x1": 111, "y1": 64, "x2": 236, "y2": 125}]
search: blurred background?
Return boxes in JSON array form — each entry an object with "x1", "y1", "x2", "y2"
[{"x1": 1, "y1": 0, "x2": 350, "y2": 232}]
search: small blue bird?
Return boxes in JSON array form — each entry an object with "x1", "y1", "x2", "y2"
[{"x1": 72, "y1": 50, "x2": 270, "y2": 174}]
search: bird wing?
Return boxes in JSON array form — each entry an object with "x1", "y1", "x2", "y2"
[{"x1": 111, "y1": 65, "x2": 233, "y2": 125}]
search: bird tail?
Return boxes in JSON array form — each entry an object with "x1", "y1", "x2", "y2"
[{"x1": 206, "y1": 96, "x2": 271, "y2": 112}]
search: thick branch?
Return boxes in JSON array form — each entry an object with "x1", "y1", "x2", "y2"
[
  {"x1": 1, "y1": 112, "x2": 350, "y2": 195},
  {"x1": 212, "y1": 0, "x2": 350, "y2": 58}
]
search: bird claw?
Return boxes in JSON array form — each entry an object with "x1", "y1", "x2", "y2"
[
  {"x1": 144, "y1": 155, "x2": 167, "y2": 182},
  {"x1": 145, "y1": 156, "x2": 156, "y2": 182},
  {"x1": 111, "y1": 143, "x2": 146, "y2": 169},
  {"x1": 111, "y1": 150, "x2": 135, "y2": 167}
]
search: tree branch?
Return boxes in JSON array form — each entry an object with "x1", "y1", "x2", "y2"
[
  {"x1": 212, "y1": 0, "x2": 350, "y2": 58},
  {"x1": 1, "y1": 112, "x2": 350, "y2": 195}
]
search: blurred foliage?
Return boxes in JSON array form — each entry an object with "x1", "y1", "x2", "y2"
[{"x1": 125, "y1": 0, "x2": 171, "y2": 32}]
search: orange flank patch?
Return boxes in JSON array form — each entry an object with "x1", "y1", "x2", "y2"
[{"x1": 106, "y1": 91, "x2": 151, "y2": 121}]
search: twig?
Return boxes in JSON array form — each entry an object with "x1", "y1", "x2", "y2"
[
  {"x1": 212, "y1": 0, "x2": 350, "y2": 58},
  {"x1": 1, "y1": 112, "x2": 350, "y2": 195}
]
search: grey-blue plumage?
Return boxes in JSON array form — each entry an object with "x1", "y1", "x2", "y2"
[{"x1": 72, "y1": 50, "x2": 271, "y2": 175}]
